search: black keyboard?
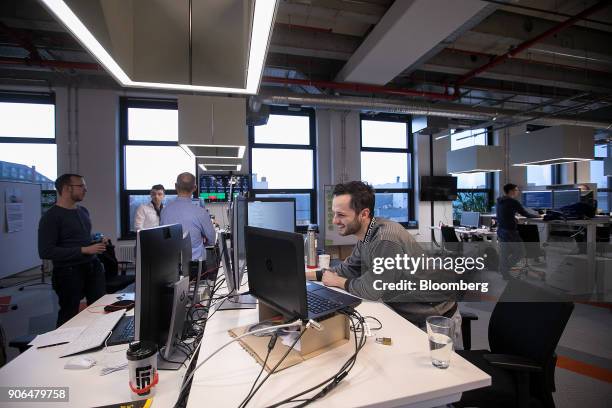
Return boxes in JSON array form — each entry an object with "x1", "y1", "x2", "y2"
[
  {"x1": 307, "y1": 292, "x2": 341, "y2": 315},
  {"x1": 106, "y1": 315, "x2": 135, "y2": 346}
]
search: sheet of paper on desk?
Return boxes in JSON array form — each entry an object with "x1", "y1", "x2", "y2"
[
  {"x1": 29, "y1": 326, "x2": 86, "y2": 348},
  {"x1": 118, "y1": 292, "x2": 135, "y2": 301}
]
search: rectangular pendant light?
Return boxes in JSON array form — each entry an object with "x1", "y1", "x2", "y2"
[
  {"x1": 40, "y1": 0, "x2": 277, "y2": 94},
  {"x1": 511, "y1": 125, "x2": 594, "y2": 166},
  {"x1": 447, "y1": 145, "x2": 504, "y2": 174}
]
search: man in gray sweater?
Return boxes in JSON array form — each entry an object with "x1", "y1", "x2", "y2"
[{"x1": 309, "y1": 181, "x2": 457, "y2": 327}]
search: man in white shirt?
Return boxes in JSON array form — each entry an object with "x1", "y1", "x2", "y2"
[{"x1": 134, "y1": 184, "x2": 165, "y2": 231}]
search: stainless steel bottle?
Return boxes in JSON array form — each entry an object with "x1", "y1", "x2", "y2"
[{"x1": 306, "y1": 224, "x2": 318, "y2": 269}]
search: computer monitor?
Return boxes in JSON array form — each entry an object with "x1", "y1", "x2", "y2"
[
  {"x1": 553, "y1": 189, "x2": 581, "y2": 209},
  {"x1": 245, "y1": 226, "x2": 308, "y2": 319},
  {"x1": 460, "y1": 211, "x2": 480, "y2": 228},
  {"x1": 232, "y1": 196, "x2": 248, "y2": 292},
  {"x1": 522, "y1": 191, "x2": 553, "y2": 209},
  {"x1": 135, "y1": 224, "x2": 188, "y2": 369},
  {"x1": 247, "y1": 198, "x2": 296, "y2": 233},
  {"x1": 216, "y1": 198, "x2": 256, "y2": 310}
]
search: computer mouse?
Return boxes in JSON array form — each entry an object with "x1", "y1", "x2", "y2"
[{"x1": 64, "y1": 356, "x2": 96, "y2": 370}]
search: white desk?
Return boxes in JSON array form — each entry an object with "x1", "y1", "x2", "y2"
[
  {"x1": 525, "y1": 216, "x2": 611, "y2": 299},
  {"x1": 186, "y1": 296, "x2": 490, "y2": 408},
  {"x1": 0, "y1": 294, "x2": 187, "y2": 408}
]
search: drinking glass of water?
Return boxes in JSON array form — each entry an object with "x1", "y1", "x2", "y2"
[{"x1": 426, "y1": 316, "x2": 454, "y2": 369}]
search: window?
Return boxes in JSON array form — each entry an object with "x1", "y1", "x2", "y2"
[
  {"x1": 0, "y1": 94, "x2": 56, "y2": 190},
  {"x1": 360, "y1": 116, "x2": 415, "y2": 225},
  {"x1": 249, "y1": 107, "x2": 316, "y2": 230},
  {"x1": 527, "y1": 165, "x2": 552, "y2": 186},
  {"x1": 450, "y1": 128, "x2": 494, "y2": 221},
  {"x1": 120, "y1": 98, "x2": 195, "y2": 238},
  {"x1": 592, "y1": 144, "x2": 611, "y2": 213}
]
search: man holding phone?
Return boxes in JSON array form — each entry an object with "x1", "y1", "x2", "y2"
[{"x1": 38, "y1": 173, "x2": 107, "y2": 327}]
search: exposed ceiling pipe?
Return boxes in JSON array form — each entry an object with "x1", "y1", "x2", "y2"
[
  {"x1": 454, "y1": 1, "x2": 610, "y2": 89},
  {"x1": 0, "y1": 56, "x2": 101, "y2": 71},
  {"x1": 262, "y1": 76, "x2": 454, "y2": 100},
  {"x1": 261, "y1": 94, "x2": 612, "y2": 129}
]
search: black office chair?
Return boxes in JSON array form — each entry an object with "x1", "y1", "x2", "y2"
[
  {"x1": 456, "y1": 279, "x2": 574, "y2": 408},
  {"x1": 517, "y1": 224, "x2": 546, "y2": 278},
  {"x1": 441, "y1": 225, "x2": 463, "y2": 254}
]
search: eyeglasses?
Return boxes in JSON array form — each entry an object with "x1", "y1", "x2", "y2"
[{"x1": 69, "y1": 184, "x2": 86, "y2": 188}]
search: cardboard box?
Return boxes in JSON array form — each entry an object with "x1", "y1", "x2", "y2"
[{"x1": 228, "y1": 305, "x2": 350, "y2": 373}]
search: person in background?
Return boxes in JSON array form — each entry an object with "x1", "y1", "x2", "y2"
[
  {"x1": 496, "y1": 183, "x2": 540, "y2": 279},
  {"x1": 134, "y1": 184, "x2": 165, "y2": 231},
  {"x1": 161, "y1": 172, "x2": 216, "y2": 265},
  {"x1": 308, "y1": 181, "x2": 458, "y2": 328},
  {"x1": 38, "y1": 173, "x2": 107, "y2": 327}
]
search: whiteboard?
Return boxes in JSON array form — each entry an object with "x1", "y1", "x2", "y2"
[{"x1": 0, "y1": 181, "x2": 42, "y2": 278}]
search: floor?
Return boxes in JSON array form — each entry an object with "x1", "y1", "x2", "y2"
[{"x1": 1, "y1": 269, "x2": 611, "y2": 406}]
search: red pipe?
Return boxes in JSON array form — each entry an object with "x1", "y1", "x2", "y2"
[
  {"x1": 0, "y1": 56, "x2": 102, "y2": 71},
  {"x1": 262, "y1": 76, "x2": 455, "y2": 100},
  {"x1": 454, "y1": 1, "x2": 609, "y2": 88}
]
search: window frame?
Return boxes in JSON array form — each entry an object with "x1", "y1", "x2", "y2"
[
  {"x1": 592, "y1": 143, "x2": 611, "y2": 212},
  {"x1": 248, "y1": 106, "x2": 317, "y2": 232},
  {"x1": 0, "y1": 92, "x2": 57, "y2": 191},
  {"x1": 359, "y1": 113, "x2": 416, "y2": 227},
  {"x1": 119, "y1": 97, "x2": 196, "y2": 239},
  {"x1": 453, "y1": 127, "x2": 495, "y2": 221}
]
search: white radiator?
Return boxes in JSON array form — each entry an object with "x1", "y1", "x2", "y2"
[{"x1": 117, "y1": 241, "x2": 136, "y2": 263}]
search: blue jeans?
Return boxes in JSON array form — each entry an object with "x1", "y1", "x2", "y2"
[{"x1": 497, "y1": 228, "x2": 525, "y2": 276}]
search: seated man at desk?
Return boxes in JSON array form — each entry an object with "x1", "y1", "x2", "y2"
[
  {"x1": 307, "y1": 181, "x2": 457, "y2": 327},
  {"x1": 496, "y1": 183, "x2": 540, "y2": 279}
]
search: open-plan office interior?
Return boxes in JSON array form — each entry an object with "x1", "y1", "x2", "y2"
[{"x1": 0, "y1": 1, "x2": 611, "y2": 407}]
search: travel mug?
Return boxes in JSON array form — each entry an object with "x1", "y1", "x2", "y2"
[{"x1": 127, "y1": 341, "x2": 159, "y2": 398}]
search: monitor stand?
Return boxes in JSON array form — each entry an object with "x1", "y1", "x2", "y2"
[
  {"x1": 158, "y1": 344, "x2": 189, "y2": 370},
  {"x1": 217, "y1": 291, "x2": 257, "y2": 310}
]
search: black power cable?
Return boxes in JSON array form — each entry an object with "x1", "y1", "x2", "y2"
[
  {"x1": 238, "y1": 326, "x2": 308, "y2": 408},
  {"x1": 265, "y1": 309, "x2": 367, "y2": 408}
]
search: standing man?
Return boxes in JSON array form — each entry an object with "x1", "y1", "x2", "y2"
[
  {"x1": 496, "y1": 183, "x2": 540, "y2": 279},
  {"x1": 38, "y1": 174, "x2": 107, "y2": 327},
  {"x1": 161, "y1": 172, "x2": 216, "y2": 263},
  {"x1": 309, "y1": 181, "x2": 457, "y2": 327},
  {"x1": 134, "y1": 184, "x2": 165, "y2": 231}
]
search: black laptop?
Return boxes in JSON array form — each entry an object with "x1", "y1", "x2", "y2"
[{"x1": 245, "y1": 226, "x2": 361, "y2": 320}]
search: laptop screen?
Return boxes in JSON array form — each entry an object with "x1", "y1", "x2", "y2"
[{"x1": 245, "y1": 226, "x2": 307, "y2": 319}]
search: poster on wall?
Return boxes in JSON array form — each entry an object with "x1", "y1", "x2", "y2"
[
  {"x1": 324, "y1": 185, "x2": 358, "y2": 246},
  {"x1": 5, "y1": 187, "x2": 24, "y2": 233}
]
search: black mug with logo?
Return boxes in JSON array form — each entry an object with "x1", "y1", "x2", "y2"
[{"x1": 127, "y1": 341, "x2": 158, "y2": 398}]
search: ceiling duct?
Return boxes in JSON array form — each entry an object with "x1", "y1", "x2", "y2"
[
  {"x1": 510, "y1": 125, "x2": 594, "y2": 166},
  {"x1": 447, "y1": 145, "x2": 504, "y2": 174},
  {"x1": 412, "y1": 116, "x2": 449, "y2": 134},
  {"x1": 179, "y1": 95, "x2": 247, "y2": 159},
  {"x1": 261, "y1": 94, "x2": 612, "y2": 129},
  {"x1": 246, "y1": 96, "x2": 270, "y2": 126}
]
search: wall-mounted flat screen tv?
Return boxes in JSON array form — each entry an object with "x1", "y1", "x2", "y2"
[{"x1": 420, "y1": 176, "x2": 458, "y2": 201}]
